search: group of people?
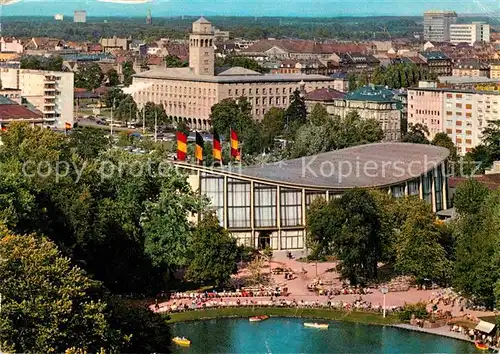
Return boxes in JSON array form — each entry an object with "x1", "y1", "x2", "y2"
[
  {"x1": 450, "y1": 325, "x2": 500, "y2": 349},
  {"x1": 169, "y1": 287, "x2": 286, "y2": 300},
  {"x1": 154, "y1": 296, "x2": 401, "y2": 315}
]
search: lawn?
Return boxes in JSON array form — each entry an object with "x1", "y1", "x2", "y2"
[{"x1": 165, "y1": 307, "x2": 398, "y2": 326}]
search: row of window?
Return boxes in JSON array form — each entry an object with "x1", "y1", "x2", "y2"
[{"x1": 228, "y1": 87, "x2": 294, "y2": 96}]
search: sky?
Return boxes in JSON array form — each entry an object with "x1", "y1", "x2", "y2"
[{"x1": 1, "y1": 0, "x2": 499, "y2": 18}]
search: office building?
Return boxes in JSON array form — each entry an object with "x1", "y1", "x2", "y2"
[
  {"x1": 450, "y1": 22, "x2": 490, "y2": 45},
  {"x1": 304, "y1": 85, "x2": 402, "y2": 141},
  {"x1": 408, "y1": 83, "x2": 500, "y2": 155},
  {"x1": 424, "y1": 11, "x2": 457, "y2": 42},
  {"x1": 74, "y1": 10, "x2": 87, "y2": 23},
  {"x1": 174, "y1": 143, "x2": 450, "y2": 250},
  {"x1": 127, "y1": 18, "x2": 345, "y2": 129},
  {"x1": 0, "y1": 68, "x2": 74, "y2": 129}
]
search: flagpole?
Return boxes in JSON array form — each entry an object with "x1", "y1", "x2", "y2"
[
  {"x1": 142, "y1": 107, "x2": 145, "y2": 134},
  {"x1": 154, "y1": 111, "x2": 158, "y2": 143}
]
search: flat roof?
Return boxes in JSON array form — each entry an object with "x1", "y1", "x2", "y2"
[
  {"x1": 236, "y1": 143, "x2": 449, "y2": 189},
  {"x1": 408, "y1": 87, "x2": 500, "y2": 95},
  {"x1": 134, "y1": 67, "x2": 337, "y2": 84},
  {"x1": 176, "y1": 143, "x2": 449, "y2": 190}
]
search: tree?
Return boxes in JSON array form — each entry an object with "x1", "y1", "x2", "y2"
[
  {"x1": 247, "y1": 256, "x2": 265, "y2": 285},
  {"x1": 164, "y1": 55, "x2": 187, "y2": 68},
  {"x1": 0, "y1": 231, "x2": 114, "y2": 353},
  {"x1": 46, "y1": 55, "x2": 64, "y2": 71},
  {"x1": 401, "y1": 123, "x2": 430, "y2": 144},
  {"x1": 141, "y1": 170, "x2": 206, "y2": 270},
  {"x1": 69, "y1": 126, "x2": 109, "y2": 160},
  {"x1": 75, "y1": 63, "x2": 104, "y2": 90},
  {"x1": 185, "y1": 213, "x2": 239, "y2": 287},
  {"x1": 394, "y1": 201, "x2": 450, "y2": 284},
  {"x1": 453, "y1": 190, "x2": 499, "y2": 309},
  {"x1": 262, "y1": 246, "x2": 274, "y2": 278},
  {"x1": 260, "y1": 107, "x2": 285, "y2": 150},
  {"x1": 309, "y1": 103, "x2": 329, "y2": 126},
  {"x1": 20, "y1": 55, "x2": 42, "y2": 69},
  {"x1": 216, "y1": 56, "x2": 266, "y2": 73},
  {"x1": 348, "y1": 73, "x2": 357, "y2": 91},
  {"x1": 106, "y1": 68, "x2": 120, "y2": 87},
  {"x1": 465, "y1": 145, "x2": 495, "y2": 175},
  {"x1": 432, "y1": 132, "x2": 457, "y2": 164},
  {"x1": 141, "y1": 101, "x2": 170, "y2": 128},
  {"x1": 176, "y1": 120, "x2": 190, "y2": 136},
  {"x1": 122, "y1": 61, "x2": 135, "y2": 87},
  {"x1": 114, "y1": 95, "x2": 137, "y2": 123},
  {"x1": 453, "y1": 179, "x2": 490, "y2": 215},
  {"x1": 306, "y1": 197, "x2": 334, "y2": 259},
  {"x1": 103, "y1": 87, "x2": 127, "y2": 108},
  {"x1": 285, "y1": 89, "x2": 307, "y2": 128}
]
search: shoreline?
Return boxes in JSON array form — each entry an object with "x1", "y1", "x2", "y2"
[{"x1": 164, "y1": 307, "x2": 398, "y2": 325}]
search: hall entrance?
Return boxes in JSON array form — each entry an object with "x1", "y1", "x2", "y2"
[{"x1": 258, "y1": 230, "x2": 271, "y2": 250}]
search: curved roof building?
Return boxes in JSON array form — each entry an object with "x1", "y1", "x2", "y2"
[{"x1": 176, "y1": 143, "x2": 450, "y2": 251}]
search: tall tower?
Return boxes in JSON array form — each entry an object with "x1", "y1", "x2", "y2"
[
  {"x1": 146, "y1": 9, "x2": 152, "y2": 25},
  {"x1": 189, "y1": 17, "x2": 215, "y2": 76}
]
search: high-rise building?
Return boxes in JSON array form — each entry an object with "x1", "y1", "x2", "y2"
[
  {"x1": 450, "y1": 22, "x2": 491, "y2": 45},
  {"x1": 74, "y1": 10, "x2": 87, "y2": 23},
  {"x1": 146, "y1": 9, "x2": 152, "y2": 25},
  {"x1": 423, "y1": 10, "x2": 457, "y2": 42},
  {"x1": 0, "y1": 68, "x2": 74, "y2": 129},
  {"x1": 189, "y1": 17, "x2": 215, "y2": 76}
]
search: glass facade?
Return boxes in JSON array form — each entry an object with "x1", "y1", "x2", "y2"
[
  {"x1": 201, "y1": 173, "x2": 224, "y2": 226},
  {"x1": 434, "y1": 166, "x2": 443, "y2": 212},
  {"x1": 423, "y1": 171, "x2": 433, "y2": 205},
  {"x1": 391, "y1": 184, "x2": 405, "y2": 198},
  {"x1": 305, "y1": 192, "x2": 326, "y2": 208},
  {"x1": 227, "y1": 178, "x2": 251, "y2": 228},
  {"x1": 408, "y1": 179, "x2": 420, "y2": 196},
  {"x1": 254, "y1": 183, "x2": 277, "y2": 228},
  {"x1": 280, "y1": 230, "x2": 304, "y2": 250},
  {"x1": 280, "y1": 188, "x2": 303, "y2": 227}
]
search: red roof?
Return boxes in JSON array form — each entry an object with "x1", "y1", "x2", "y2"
[
  {"x1": 304, "y1": 88, "x2": 346, "y2": 101},
  {"x1": 449, "y1": 174, "x2": 500, "y2": 190},
  {"x1": 0, "y1": 102, "x2": 42, "y2": 120}
]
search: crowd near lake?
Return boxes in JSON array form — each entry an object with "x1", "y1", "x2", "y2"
[{"x1": 170, "y1": 318, "x2": 475, "y2": 353}]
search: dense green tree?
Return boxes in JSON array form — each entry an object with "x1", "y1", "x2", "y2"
[
  {"x1": 0, "y1": 231, "x2": 114, "y2": 353},
  {"x1": 20, "y1": 55, "x2": 42, "y2": 69},
  {"x1": 309, "y1": 103, "x2": 329, "y2": 126},
  {"x1": 141, "y1": 169, "x2": 205, "y2": 270},
  {"x1": 114, "y1": 95, "x2": 138, "y2": 123},
  {"x1": 106, "y1": 68, "x2": 120, "y2": 86},
  {"x1": 46, "y1": 55, "x2": 64, "y2": 71},
  {"x1": 401, "y1": 123, "x2": 430, "y2": 144},
  {"x1": 285, "y1": 89, "x2": 307, "y2": 128},
  {"x1": 306, "y1": 197, "x2": 335, "y2": 259},
  {"x1": 453, "y1": 179, "x2": 490, "y2": 216},
  {"x1": 75, "y1": 63, "x2": 104, "y2": 90},
  {"x1": 260, "y1": 107, "x2": 286, "y2": 150},
  {"x1": 176, "y1": 120, "x2": 190, "y2": 136},
  {"x1": 103, "y1": 87, "x2": 127, "y2": 108},
  {"x1": 122, "y1": 61, "x2": 136, "y2": 87},
  {"x1": 141, "y1": 101, "x2": 170, "y2": 128},
  {"x1": 348, "y1": 73, "x2": 357, "y2": 91},
  {"x1": 164, "y1": 55, "x2": 188, "y2": 68},
  {"x1": 464, "y1": 145, "x2": 495, "y2": 175},
  {"x1": 185, "y1": 213, "x2": 240, "y2": 287},
  {"x1": 394, "y1": 201, "x2": 450, "y2": 283},
  {"x1": 453, "y1": 189, "x2": 499, "y2": 308},
  {"x1": 289, "y1": 111, "x2": 383, "y2": 158},
  {"x1": 69, "y1": 126, "x2": 109, "y2": 160},
  {"x1": 216, "y1": 56, "x2": 267, "y2": 73}
]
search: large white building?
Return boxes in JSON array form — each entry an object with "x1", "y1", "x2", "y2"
[
  {"x1": 450, "y1": 22, "x2": 490, "y2": 45},
  {"x1": 424, "y1": 10, "x2": 457, "y2": 42},
  {"x1": 0, "y1": 68, "x2": 74, "y2": 129},
  {"x1": 74, "y1": 10, "x2": 87, "y2": 23}
]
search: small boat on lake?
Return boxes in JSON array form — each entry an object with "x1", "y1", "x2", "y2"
[
  {"x1": 249, "y1": 315, "x2": 269, "y2": 322},
  {"x1": 304, "y1": 322, "x2": 329, "y2": 329},
  {"x1": 474, "y1": 341, "x2": 489, "y2": 351},
  {"x1": 173, "y1": 336, "x2": 191, "y2": 346}
]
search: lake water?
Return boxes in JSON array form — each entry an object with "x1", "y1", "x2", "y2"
[{"x1": 170, "y1": 317, "x2": 476, "y2": 353}]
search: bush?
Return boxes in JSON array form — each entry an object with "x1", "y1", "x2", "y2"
[{"x1": 398, "y1": 302, "x2": 429, "y2": 322}]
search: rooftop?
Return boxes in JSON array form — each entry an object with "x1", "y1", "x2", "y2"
[
  {"x1": 304, "y1": 88, "x2": 346, "y2": 101},
  {"x1": 133, "y1": 66, "x2": 338, "y2": 83},
  {"x1": 222, "y1": 143, "x2": 450, "y2": 189},
  {"x1": 420, "y1": 51, "x2": 450, "y2": 60},
  {"x1": 0, "y1": 96, "x2": 43, "y2": 121},
  {"x1": 345, "y1": 85, "x2": 398, "y2": 102}
]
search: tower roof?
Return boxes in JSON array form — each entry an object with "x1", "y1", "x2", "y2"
[{"x1": 194, "y1": 16, "x2": 211, "y2": 24}]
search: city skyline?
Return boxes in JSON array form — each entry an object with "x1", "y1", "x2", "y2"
[{"x1": 0, "y1": 0, "x2": 499, "y2": 17}]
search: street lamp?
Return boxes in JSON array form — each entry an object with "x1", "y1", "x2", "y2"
[{"x1": 381, "y1": 286, "x2": 389, "y2": 318}]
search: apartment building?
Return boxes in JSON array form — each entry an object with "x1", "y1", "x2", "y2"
[
  {"x1": 450, "y1": 23, "x2": 490, "y2": 45},
  {"x1": 452, "y1": 61, "x2": 489, "y2": 77},
  {"x1": 408, "y1": 83, "x2": 500, "y2": 155},
  {"x1": 127, "y1": 18, "x2": 344, "y2": 129},
  {"x1": 74, "y1": 10, "x2": 87, "y2": 23},
  {"x1": 423, "y1": 11, "x2": 457, "y2": 42},
  {"x1": 0, "y1": 68, "x2": 74, "y2": 128},
  {"x1": 491, "y1": 63, "x2": 500, "y2": 79}
]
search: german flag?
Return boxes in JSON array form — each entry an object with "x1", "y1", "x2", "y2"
[
  {"x1": 64, "y1": 122, "x2": 72, "y2": 131},
  {"x1": 230, "y1": 129, "x2": 240, "y2": 161},
  {"x1": 195, "y1": 132, "x2": 204, "y2": 164},
  {"x1": 176, "y1": 131, "x2": 187, "y2": 161},
  {"x1": 212, "y1": 131, "x2": 222, "y2": 164}
]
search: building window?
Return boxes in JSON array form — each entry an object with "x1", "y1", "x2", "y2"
[
  {"x1": 254, "y1": 184, "x2": 277, "y2": 228},
  {"x1": 228, "y1": 89, "x2": 232, "y2": 96},
  {"x1": 422, "y1": 171, "x2": 433, "y2": 205},
  {"x1": 280, "y1": 188, "x2": 302, "y2": 227},
  {"x1": 235, "y1": 89, "x2": 239, "y2": 96},
  {"x1": 201, "y1": 174, "x2": 224, "y2": 226},
  {"x1": 227, "y1": 178, "x2": 251, "y2": 228},
  {"x1": 434, "y1": 166, "x2": 443, "y2": 212}
]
